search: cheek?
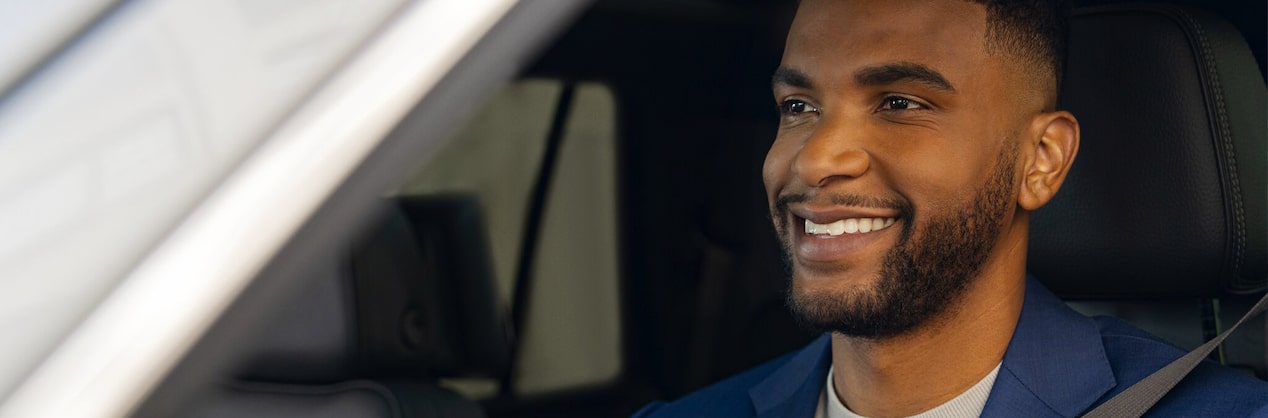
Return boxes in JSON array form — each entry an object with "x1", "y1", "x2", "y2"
[
  {"x1": 762, "y1": 136, "x2": 797, "y2": 200},
  {"x1": 882, "y1": 143, "x2": 994, "y2": 211},
  {"x1": 910, "y1": 171, "x2": 976, "y2": 213}
]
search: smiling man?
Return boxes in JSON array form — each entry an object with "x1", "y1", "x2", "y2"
[{"x1": 634, "y1": 0, "x2": 1268, "y2": 417}]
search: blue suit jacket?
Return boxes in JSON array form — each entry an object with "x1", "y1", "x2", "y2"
[{"x1": 635, "y1": 277, "x2": 1268, "y2": 417}]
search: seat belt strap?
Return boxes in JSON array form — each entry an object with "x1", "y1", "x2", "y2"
[{"x1": 1081, "y1": 291, "x2": 1268, "y2": 418}]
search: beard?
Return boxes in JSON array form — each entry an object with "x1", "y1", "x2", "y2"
[{"x1": 778, "y1": 144, "x2": 1018, "y2": 340}]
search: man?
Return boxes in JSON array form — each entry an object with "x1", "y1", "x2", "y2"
[{"x1": 635, "y1": 0, "x2": 1268, "y2": 416}]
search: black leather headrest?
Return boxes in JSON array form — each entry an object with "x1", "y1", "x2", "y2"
[
  {"x1": 351, "y1": 194, "x2": 511, "y2": 378},
  {"x1": 239, "y1": 194, "x2": 510, "y2": 382},
  {"x1": 1031, "y1": 4, "x2": 1267, "y2": 299},
  {"x1": 236, "y1": 254, "x2": 357, "y2": 383}
]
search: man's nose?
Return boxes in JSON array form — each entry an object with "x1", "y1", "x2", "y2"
[{"x1": 791, "y1": 116, "x2": 871, "y2": 187}]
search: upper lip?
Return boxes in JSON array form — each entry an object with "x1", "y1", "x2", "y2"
[{"x1": 789, "y1": 203, "x2": 901, "y2": 225}]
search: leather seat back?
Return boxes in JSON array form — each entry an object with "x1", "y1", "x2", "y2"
[
  {"x1": 189, "y1": 194, "x2": 507, "y2": 417},
  {"x1": 1032, "y1": 4, "x2": 1267, "y2": 299}
]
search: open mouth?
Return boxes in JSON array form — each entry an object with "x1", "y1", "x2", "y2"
[
  {"x1": 804, "y1": 217, "x2": 897, "y2": 236},
  {"x1": 792, "y1": 212, "x2": 903, "y2": 265}
]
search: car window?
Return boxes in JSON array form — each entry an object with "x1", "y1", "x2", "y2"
[{"x1": 403, "y1": 79, "x2": 622, "y2": 397}]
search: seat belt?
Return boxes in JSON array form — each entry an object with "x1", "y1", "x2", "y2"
[{"x1": 1081, "y1": 291, "x2": 1268, "y2": 418}]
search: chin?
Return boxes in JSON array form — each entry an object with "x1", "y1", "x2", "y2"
[
  {"x1": 787, "y1": 267, "x2": 885, "y2": 326},
  {"x1": 790, "y1": 259, "x2": 880, "y2": 290}
]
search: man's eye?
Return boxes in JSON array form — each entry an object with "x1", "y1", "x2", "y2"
[
  {"x1": 778, "y1": 99, "x2": 818, "y2": 116},
  {"x1": 878, "y1": 96, "x2": 926, "y2": 111}
]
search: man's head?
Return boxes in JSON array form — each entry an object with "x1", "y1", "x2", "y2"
[
  {"x1": 971, "y1": 0, "x2": 1072, "y2": 104},
  {"x1": 765, "y1": 0, "x2": 1079, "y2": 339}
]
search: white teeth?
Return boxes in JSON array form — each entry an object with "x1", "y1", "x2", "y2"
[
  {"x1": 804, "y1": 219, "x2": 823, "y2": 234},
  {"x1": 804, "y1": 217, "x2": 898, "y2": 236},
  {"x1": 827, "y1": 221, "x2": 846, "y2": 235}
]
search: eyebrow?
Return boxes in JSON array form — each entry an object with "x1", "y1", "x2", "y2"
[
  {"x1": 855, "y1": 62, "x2": 956, "y2": 93},
  {"x1": 771, "y1": 67, "x2": 814, "y2": 90}
]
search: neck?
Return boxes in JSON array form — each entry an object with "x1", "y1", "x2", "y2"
[{"x1": 829, "y1": 225, "x2": 1028, "y2": 417}]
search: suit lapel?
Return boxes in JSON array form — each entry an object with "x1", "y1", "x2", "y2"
[
  {"x1": 981, "y1": 276, "x2": 1117, "y2": 417},
  {"x1": 749, "y1": 333, "x2": 832, "y2": 418},
  {"x1": 746, "y1": 277, "x2": 1115, "y2": 418}
]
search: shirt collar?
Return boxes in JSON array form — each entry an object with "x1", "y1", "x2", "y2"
[{"x1": 822, "y1": 363, "x2": 1001, "y2": 418}]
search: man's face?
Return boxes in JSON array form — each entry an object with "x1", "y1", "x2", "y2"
[{"x1": 765, "y1": 0, "x2": 1035, "y2": 338}]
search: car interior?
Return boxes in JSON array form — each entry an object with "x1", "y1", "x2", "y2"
[{"x1": 130, "y1": 0, "x2": 1265, "y2": 417}]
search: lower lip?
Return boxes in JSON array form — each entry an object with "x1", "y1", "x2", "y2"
[{"x1": 794, "y1": 219, "x2": 898, "y2": 263}]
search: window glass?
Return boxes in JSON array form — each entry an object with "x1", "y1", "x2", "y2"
[
  {"x1": 402, "y1": 79, "x2": 622, "y2": 397},
  {"x1": 401, "y1": 79, "x2": 561, "y2": 307},
  {"x1": 515, "y1": 82, "x2": 622, "y2": 395}
]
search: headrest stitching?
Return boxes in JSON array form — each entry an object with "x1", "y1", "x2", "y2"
[{"x1": 1172, "y1": 7, "x2": 1247, "y2": 283}]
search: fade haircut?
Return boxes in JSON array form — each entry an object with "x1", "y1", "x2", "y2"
[{"x1": 970, "y1": 0, "x2": 1072, "y2": 100}]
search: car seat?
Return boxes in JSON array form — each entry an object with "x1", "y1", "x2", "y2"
[
  {"x1": 183, "y1": 194, "x2": 509, "y2": 417},
  {"x1": 1030, "y1": 3, "x2": 1266, "y2": 376}
]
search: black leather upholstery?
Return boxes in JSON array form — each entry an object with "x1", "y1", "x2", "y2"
[
  {"x1": 357, "y1": 195, "x2": 511, "y2": 378},
  {"x1": 235, "y1": 255, "x2": 357, "y2": 383},
  {"x1": 1032, "y1": 4, "x2": 1267, "y2": 299},
  {"x1": 192, "y1": 194, "x2": 507, "y2": 417}
]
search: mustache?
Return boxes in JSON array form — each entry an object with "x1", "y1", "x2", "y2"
[{"x1": 773, "y1": 193, "x2": 912, "y2": 215}]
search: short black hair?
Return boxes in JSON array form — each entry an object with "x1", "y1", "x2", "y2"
[{"x1": 970, "y1": 0, "x2": 1072, "y2": 95}]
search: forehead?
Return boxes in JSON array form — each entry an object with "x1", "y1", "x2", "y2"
[{"x1": 783, "y1": 0, "x2": 991, "y2": 87}]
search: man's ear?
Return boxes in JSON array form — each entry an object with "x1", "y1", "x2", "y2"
[{"x1": 1018, "y1": 111, "x2": 1079, "y2": 211}]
